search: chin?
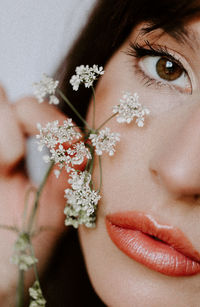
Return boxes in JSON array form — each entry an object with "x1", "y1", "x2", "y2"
[{"x1": 78, "y1": 215, "x2": 200, "y2": 307}]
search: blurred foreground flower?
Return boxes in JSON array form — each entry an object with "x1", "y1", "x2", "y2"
[
  {"x1": 29, "y1": 281, "x2": 46, "y2": 307},
  {"x1": 33, "y1": 74, "x2": 59, "y2": 104},
  {"x1": 10, "y1": 233, "x2": 38, "y2": 271}
]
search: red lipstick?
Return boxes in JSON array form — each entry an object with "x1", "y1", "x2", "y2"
[{"x1": 106, "y1": 211, "x2": 200, "y2": 276}]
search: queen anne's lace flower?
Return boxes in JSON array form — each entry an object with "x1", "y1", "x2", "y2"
[
  {"x1": 66, "y1": 142, "x2": 91, "y2": 166},
  {"x1": 33, "y1": 74, "x2": 59, "y2": 104},
  {"x1": 49, "y1": 95, "x2": 59, "y2": 105},
  {"x1": 70, "y1": 64, "x2": 104, "y2": 91},
  {"x1": 10, "y1": 233, "x2": 38, "y2": 271},
  {"x1": 113, "y1": 92, "x2": 150, "y2": 127},
  {"x1": 50, "y1": 141, "x2": 91, "y2": 172},
  {"x1": 29, "y1": 281, "x2": 46, "y2": 307},
  {"x1": 36, "y1": 121, "x2": 91, "y2": 172},
  {"x1": 89, "y1": 127, "x2": 120, "y2": 156},
  {"x1": 36, "y1": 119, "x2": 81, "y2": 152},
  {"x1": 64, "y1": 171, "x2": 101, "y2": 228}
]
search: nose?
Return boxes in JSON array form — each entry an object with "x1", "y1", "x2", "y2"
[{"x1": 150, "y1": 106, "x2": 200, "y2": 199}]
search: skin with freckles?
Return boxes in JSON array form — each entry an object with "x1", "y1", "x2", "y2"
[{"x1": 78, "y1": 19, "x2": 200, "y2": 307}]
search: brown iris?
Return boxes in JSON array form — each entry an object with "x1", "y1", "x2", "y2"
[{"x1": 156, "y1": 57, "x2": 183, "y2": 81}]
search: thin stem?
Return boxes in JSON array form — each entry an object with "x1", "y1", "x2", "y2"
[
  {"x1": 16, "y1": 270, "x2": 24, "y2": 307},
  {"x1": 29, "y1": 243, "x2": 39, "y2": 281},
  {"x1": 31, "y1": 225, "x2": 55, "y2": 238},
  {"x1": 85, "y1": 144, "x2": 94, "y2": 172},
  {"x1": 88, "y1": 149, "x2": 95, "y2": 175},
  {"x1": 0, "y1": 225, "x2": 18, "y2": 232},
  {"x1": 57, "y1": 89, "x2": 91, "y2": 129},
  {"x1": 22, "y1": 187, "x2": 36, "y2": 232},
  {"x1": 97, "y1": 113, "x2": 117, "y2": 130},
  {"x1": 92, "y1": 86, "x2": 96, "y2": 129},
  {"x1": 27, "y1": 162, "x2": 54, "y2": 233},
  {"x1": 98, "y1": 156, "x2": 102, "y2": 192}
]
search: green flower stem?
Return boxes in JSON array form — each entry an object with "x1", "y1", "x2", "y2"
[
  {"x1": 29, "y1": 243, "x2": 39, "y2": 282},
  {"x1": 57, "y1": 89, "x2": 91, "y2": 130},
  {"x1": 16, "y1": 270, "x2": 24, "y2": 307},
  {"x1": 29, "y1": 242, "x2": 46, "y2": 305},
  {"x1": 97, "y1": 113, "x2": 117, "y2": 130},
  {"x1": 0, "y1": 225, "x2": 18, "y2": 232},
  {"x1": 92, "y1": 86, "x2": 96, "y2": 129},
  {"x1": 27, "y1": 162, "x2": 54, "y2": 234},
  {"x1": 88, "y1": 150, "x2": 95, "y2": 175},
  {"x1": 22, "y1": 187, "x2": 36, "y2": 232},
  {"x1": 98, "y1": 156, "x2": 102, "y2": 192}
]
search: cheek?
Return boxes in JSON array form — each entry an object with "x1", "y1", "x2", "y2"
[{"x1": 80, "y1": 65, "x2": 200, "y2": 305}]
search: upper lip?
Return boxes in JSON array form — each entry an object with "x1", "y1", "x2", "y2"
[{"x1": 106, "y1": 211, "x2": 200, "y2": 263}]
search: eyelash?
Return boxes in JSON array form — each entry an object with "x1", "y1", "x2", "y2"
[{"x1": 126, "y1": 40, "x2": 188, "y2": 92}]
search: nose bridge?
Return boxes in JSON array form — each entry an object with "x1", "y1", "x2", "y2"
[{"x1": 151, "y1": 106, "x2": 200, "y2": 196}]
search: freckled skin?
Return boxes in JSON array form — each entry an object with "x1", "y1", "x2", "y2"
[{"x1": 78, "y1": 20, "x2": 200, "y2": 307}]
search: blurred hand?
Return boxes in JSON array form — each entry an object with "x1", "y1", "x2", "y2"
[{"x1": 0, "y1": 86, "x2": 78, "y2": 305}]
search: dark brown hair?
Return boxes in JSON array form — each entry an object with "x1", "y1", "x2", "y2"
[
  {"x1": 57, "y1": 0, "x2": 200, "y2": 125},
  {"x1": 42, "y1": 1, "x2": 200, "y2": 306}
]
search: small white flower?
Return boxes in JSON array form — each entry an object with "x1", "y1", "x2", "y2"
[
  {"x1": 10, "y1": 233, "x2": 38, "y2": 271},
  {"x1": 89, "y1": 127, "x2": 120, "y2": 156},
  {"x1": 42, "y1": 155, "x2": 50, "y2": 163},
  {"x1": 54, "y1": 169, "x2": 61, "y2": 178},
  {"x1": 11, "y1": 254, "x2": 38, "y2": 271},
  {"x1": 33, "y1": 74, "x2": 59, "y2": 104},
  {"x1": 36, "y1": 121, "x2": 91, "y2": 172},
  {"x1": 49, "y1": 95, "x2": 59, "y2": 105},
  {"x1": 113, "y1": 92, "x2": 150, "y2": 126},
  {"x1": 36, "y1": 119, "x2": 81, "y2": 152},
  {"x1": 68, "y1": 170, "x2": 91, "y2": 190},
  {"x1": 29, "y1": 281, "x2": 46, "y2": 307},
  {"x1": 70, "y1": 65, "x2": 104, "y2": 91},
  {"x1": 69, "y1": 75, "x2": 80, "y2": 91},
  {"x1": 66, "y1": 142, "x2": 91, "y2": 166},
  {"x1": 64, "y1": 171, "x2": 101, "y2": 228}
]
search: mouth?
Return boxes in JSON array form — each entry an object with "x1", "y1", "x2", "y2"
[{"x1": 105, "y1": 211, "x2": 200, "y2": 276}]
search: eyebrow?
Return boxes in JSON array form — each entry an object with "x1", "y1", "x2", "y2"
[{"x1": 141, "y1": 24, "x2": 200, "y2": 50}]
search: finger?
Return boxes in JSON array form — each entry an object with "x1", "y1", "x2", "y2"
[
  {"x1": 0, "y1": 85, "x2": 8, "y2": 104},
  {"x1": 0, "y1": 104, "x2": 25, "y2": 173},
  {"x1": 13, "y1": 97, "x2": 68, "y2": 136}
]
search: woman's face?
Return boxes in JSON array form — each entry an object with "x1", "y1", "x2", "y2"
[{"x1": 78, "y1": 19, "x2": 200, "y2": 306}]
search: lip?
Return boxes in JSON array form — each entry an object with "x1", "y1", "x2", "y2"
[{"x1": 105, "y1": 211, "x2": 200, "y2": 276}]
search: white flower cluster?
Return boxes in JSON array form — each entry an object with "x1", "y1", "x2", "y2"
[
  {"x1": 70, "y1": 64, "x2": 104, "y2": 91},
  {"x1": 64, "y1": 171, "x2": 101, "y2": 228},
  {"x1": 113, "y1": 92, "x2": 150, "y2": 127},
  {"x1": 36, "y1": 120, "x2": 91, "y2": 173},
  {"x1": 29, "y1": 281, "x2": 46, "y2": 307},
  {"x1": 36, "y1": 119, "x2": 81, "y2": 151},
  {"x1": 89, "y1": 127, "x2": 120, "y2": 156},
  {"x1": 10, "y1": 233, "x2": 38, "y2": 271},
  {"x1": 33, "y1": 74, "x2": 59, "y2": 105},
  {"x1": 34, "y1": 68, "x2": 150, "y2": 231}
]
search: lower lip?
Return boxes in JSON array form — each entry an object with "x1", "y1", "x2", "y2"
[{"x1": 106, "y1": 219, "x2": 200, "y2": 277}]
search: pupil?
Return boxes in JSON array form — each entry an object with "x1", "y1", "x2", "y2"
[{"x1": 156, "y1": 57, "x2": 183, "y2": 81}]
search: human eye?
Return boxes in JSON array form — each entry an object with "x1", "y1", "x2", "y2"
[{"x1": 127, "y1": 41, "x2": 192, "y2": 94}]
